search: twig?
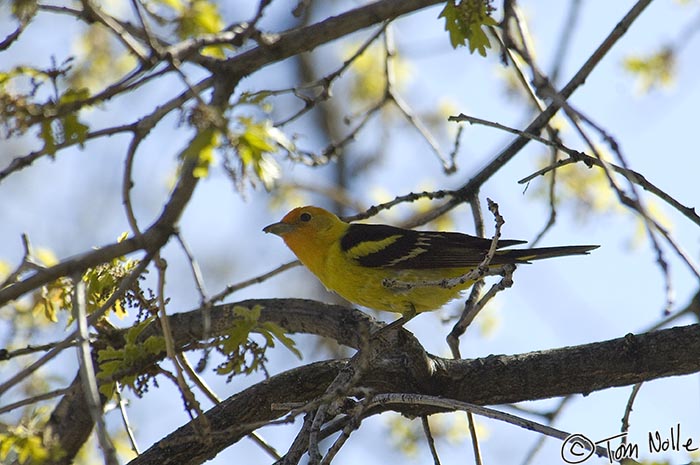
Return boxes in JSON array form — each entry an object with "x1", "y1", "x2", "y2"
[
  {"x1": 444, "y1": 197, "x2": 508, "y2": 465},
  {"x1": 175, "y1": 231, "x2": 212, "y2": 342},
  {"x1": 446, "y1": 194, "x2": 487, "y2": 358},
  {"x1": 529, "y1": 146, "x2": 559, "y2": 246},
  {"x1": 549, "y1": 0, "x2": 583, "y2": 84},
  {"x1": 422, "y1": 0, "x2": 654, "y2": 226},
  {"x1": 275, "y1": 24, "x2": 388, "y2": 127},
  {"x1": 0, "y1": 234, "x2": 44, "y2": 288},
  {"x1": 0, "y1": 253, "x2": 152, "y2": 397},
  {"x1": 1, "y1": 126, "x2": 203, "y2": 307},
  {"x1": 421, "y1": 416, "x2": 442, "y2": 465},
  {"x1": 278, "y1": 413, "x2": 315, "y2": 465},
  {"x1": 115, "y1": 383, "x2": 141, "y2": 456},
  {"x1": 382, "y1": 198, "x2": 505, "y2": 292},
  {"x1": 505, "y1": 3, "x2": 694, "y2": 315},
  {"x1": 307, "y1": 352, "x2": 369, "y2": 464},
  {"x1": 173, "y1": 232, "x2": 209, "y2": 304},
  {"x1": 0, "y1": 387, "x2": 71, "y2": 415},
  {"x1": 129, "y1": 0, "x2": 161, "y2": 58},
  {"x1": 176, "y1": 351, "x2": 283, "y2": 460},
  {"x1": 320, "y1": 396, "x2": 372, "y2": 465},
  {"x1": 369, "y1": 393, "x2": 612, "y2": 460},
  {"x1": 313, "y1": 98, "x2": 387, "y2": 165},
  {"x1": 74, "y1": 277, "x2": 119, "y2": 465},
  {"x1": 344, "y1": 189, "x2": 456, "y2": 223},
  {"x1": 467, "y1": 410, "x2": 483, "y2": 465},
  {"x1": 210, "y1": 260, "x2": 301, "y2": 303},
  {"x1": 385, "y1": 27, "x2": 454, "y2": 173},
  {"x1": 0, "y1": 22, "x2": 25, "y2": 51},
  {"x1": 450, "y1": 110, "x2": 700, "y2": 231},
  {"x1": 643, "y1": 289, "x2": 700, "y2": 332},
  {"x1": 154, "y1": 256, "x2": 210, "y2": 438},
  {"x1": 551, "y1": 97, "x2": 682, "y2": 312},
  {"x1": 520, "y1": 396, "x2": 573, "y2": 465},
  {"x1": 81, "y1": 0, "x2": 148, "y2": 63},
  {"x1": 621, "y1": 383, "x2": 643, "y2": 439},
  {"x1": 249, "y1": 432, "x2": 283, "y2": 461}
]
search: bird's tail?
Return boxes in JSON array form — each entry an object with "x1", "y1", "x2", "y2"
[{"x1": 493, "y1": 244, "x2": 599, "y2": 264}]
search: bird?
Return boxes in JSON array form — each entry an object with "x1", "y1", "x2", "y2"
[{"x1": 263, "y1": 205, "x2": 598, "y2": 324}]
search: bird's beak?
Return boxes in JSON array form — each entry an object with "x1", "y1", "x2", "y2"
[{"x1": 263, "y1": 221, "x2": 293, "y2": 236}]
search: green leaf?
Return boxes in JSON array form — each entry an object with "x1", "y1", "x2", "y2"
[
  {"x1": 439, "y1": 0, "x2": 497, "y2": 56},
  {"x1": 222, "y1": 321, "x2": 255, "y2": 353},
  {"x1": 623, "y1": 48, "x2": 675, "y2": 93},
  {"x1": 439, "y1": 2, "x2": 465, "y2": 48},
  {"x1": 261, "y1": 321, "x2": 302, "y2": 359},
  {"x1": 125, "y1": 316, "x2": 157, "y2": 345},
  {"x1": 98, "y1": 382, "x2": 116, "y2": 398},
  {"x1": 59, "y1": 88, "x2": 90, "y2": 104},
  {"x1": 78, "y1": 251, "x2": 139, "y2": 320},
  {"x1": 40, "y1": 120, "x2": 57, "y2": 156},
  {"x1": 180, "y1": 126, "x2": 220, "y2": 178},
  {"x1": 143, "y1": 335, "x2": 166, "y2": 355},
  {"x1": 176, "y1": 0, "x2": 224, "y2": 38},
  {"x1": 61, "y1": 112, "x2": 89, "y2": 147},
  {"x1": 234, "y1": 304, "x2": 262, "y2": 321},
  {"x1": 11, "y1": 0, "x2": 38, "y2": 23},
  {"x1": 96, "y1": 316, "x2": 163, "y2": 398},
  {"x1": 212, "y1": 305, "x2": 299, "y2": 381},
  {"x1": 233, "y1": 118, "x2": 288, "y2": 190}
]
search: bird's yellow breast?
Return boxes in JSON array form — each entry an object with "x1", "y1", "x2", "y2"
[{"x1": 317, "y1": 240, "x2": 473, "y2": 314}]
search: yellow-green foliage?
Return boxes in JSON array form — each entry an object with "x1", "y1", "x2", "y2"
[
  {"x1": 179, "y1": 124, "x2": 221, "y2": 179},
  {"x1": 214, "y1": 305, "x2": 301, "y2": 381},
  {"x1": 533, "y1": 154, "x2": 673, "y2": 248},
  {"x1": 0, "y1": 409, "x2": 65, "y2": 465},
  {"x1": 343, "y1": 41, "x2": 411, "y2": 109},
  {"x1": 31, "y1": 238, "x2": 140, "y2": 324},
  {"x1": 80, "y1": 240, "x2": 139, "y2": 320},
  {"x1": 439, "y1": 0, "x2": 498, "y2": 56},
  {"x1": 533, "y1": 153, "x2": 617, "y2": 220},
  {"x1": 623, "y1": 48, "x2": 675, "y2": 93},
  {"x1": 97, "y1": 316, "x2": 165, "y2": 398},
  {"x1": 69, "y1": 25, "x2": 137, "y2": 92},
  {"x1": 181, "y1": 105, "x2": 293, "y2": 188},
  {"x1": 386, "y1": 412, "x2": 487, "y2": 457},
  {"x1": 155, "y1": 0, "x2": 227, "y2": 58},
  {"x1": 227, "y1": 116, "x2": 294, "y2": 190},
  {"x1": 10, "y1": 0, "x2": 38, "y2": 23},
  {"x1": 0, "y1": 64, "x2": 89, "y2": 146}
]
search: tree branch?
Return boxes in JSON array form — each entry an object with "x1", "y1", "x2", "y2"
[
  {"x1": 0, "y1": 151, "x2": 200, "y2": 306},
  {"x1": 121, "y1": 303, "x2": 700, "y2": 465},
  {"x1": 37, "y1": 297, "x2": 700, "y2": 465},
  {"x1": 217, "y1": 0, "x2": 444, "y2": 80},
  {"x1": 418, "y1": 0, "x2": 654, "y2": 226}
]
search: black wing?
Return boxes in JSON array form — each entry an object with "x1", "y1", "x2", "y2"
[{"x1": 339, "y1": 223, "x2": 526, "y2": 269}]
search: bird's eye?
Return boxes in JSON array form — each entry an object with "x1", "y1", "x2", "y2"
[{"x1": 300, "y1": 212, "x2": 312, "y2": 222}]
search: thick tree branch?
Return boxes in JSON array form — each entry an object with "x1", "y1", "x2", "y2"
[
  {"x1": 39, "y1": 297, "x2": 700, "y2": 465},
  {"x1": 217, "y1": 0, "x2": 444, "y2": 80},
  {"x1": 121, "y1": 302, "x2": 700, "y2": 465},
  {"x1": 431, "y1": 324, "x2": 700, "y2": 403}
]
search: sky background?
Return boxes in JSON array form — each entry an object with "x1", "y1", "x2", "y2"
[{"x1": 1, "y1": 0, "x2": 700, "y2": 464}]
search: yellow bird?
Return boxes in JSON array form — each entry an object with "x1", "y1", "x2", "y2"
[{"x1": 264, "y1": 205, "x2": 598, "y2": 319}]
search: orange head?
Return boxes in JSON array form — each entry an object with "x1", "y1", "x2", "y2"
[
  {"x1": 263, "y1": 206, "x2": 342, "y2": 237},
  {"x1": 263, "y1": 206, "x2": 347, "y2": 271}
]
